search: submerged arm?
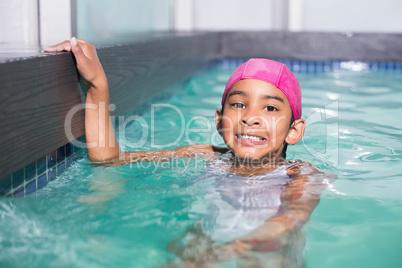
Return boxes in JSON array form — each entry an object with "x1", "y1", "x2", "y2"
[
  {"x1": 167, "y1": 163, "x2": 336, "y2": 265},
  {"x1": 274, "y1": 163, "x2": 328, "y2": 227},
  {"x1": 235, "y1": 162, "x2": 336, "y2": 252}
]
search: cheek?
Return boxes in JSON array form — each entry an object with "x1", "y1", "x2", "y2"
[
  {"x1": 266, "y1": 118, "x2": 289, "y2": 140},
  {"x1": 221, "y1": 121, "x2": 234, "y2": 142},
  {"x1": 220, "y1": 114, "x2": 238, "y2": 144},
  {"x1": 221, "y1": 112, "x2": 237, "y2": 132}
]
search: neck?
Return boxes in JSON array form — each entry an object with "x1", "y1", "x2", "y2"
[
  {"x1": 231, "y1": 152, "x2": 286, "y2": 169},
  {"x1": 228, "y1": 156, "x2": 287, "y2": 177}
]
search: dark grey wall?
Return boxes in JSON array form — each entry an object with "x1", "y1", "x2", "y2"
[
  {"x1": 0, "y1": 53, "x2": 84, "y2": 179},
  {"x1": 221, "y1": 32, "x2": 402, "y2": 61}
]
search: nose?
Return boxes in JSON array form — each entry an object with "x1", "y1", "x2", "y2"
[{"x1": 241, "y1": 111, "x2": 262, "y2": 126}]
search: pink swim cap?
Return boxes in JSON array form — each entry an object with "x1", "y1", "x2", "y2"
[{"x1": 222, "y1": 58, "x2": 302, "y2": 120}]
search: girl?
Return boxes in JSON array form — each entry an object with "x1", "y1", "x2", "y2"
[{"x1": 45, "y1": 38, "x2": 334, "y2": 267}]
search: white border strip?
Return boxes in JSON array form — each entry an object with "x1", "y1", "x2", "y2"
[{"x1": 288, "y1": 0, "x2": 305, "y2": 31}]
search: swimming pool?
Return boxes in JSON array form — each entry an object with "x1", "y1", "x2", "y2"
[{"x1": 0, "y1": 60, "x2": 401, "y2": 267}]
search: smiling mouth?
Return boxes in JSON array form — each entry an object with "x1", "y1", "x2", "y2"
[{"x1": 236, "y1": 134, "x2": 266, "y2": 142}]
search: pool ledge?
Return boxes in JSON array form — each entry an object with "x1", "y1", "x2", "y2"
[{"x1": 0, "y1": 32, "x2": 220, "y2": 187}]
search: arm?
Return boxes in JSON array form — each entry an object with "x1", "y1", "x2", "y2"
[
  {"x1": 45, "y1": 38, "x2": 229, "y2": 164},
  {"x1": 167, "y1": 163, "x2": 335, "y2": 265},
  {"x1": 45, "y1": 38, "x2": 120, "y2": 161},
  {"x1": 93, "y1": 144, "x2": 229, "y2": 167},
  {"x1": 235, "y1": 162, "x2": 336, "y2": 252}
]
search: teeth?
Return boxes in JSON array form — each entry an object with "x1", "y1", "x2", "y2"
[{"x1": 238, "y1": 134, "x2": 264, "y2": 141}]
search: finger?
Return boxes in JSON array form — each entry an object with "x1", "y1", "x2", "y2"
[
  {"x1": 77, "y1": 39, "x2": 87, "y2": 43},
  {"x1": 43, "y1": 43, "x2": 70, "y2": 52},
  {"x1": 43, "y1": 40, "x2": 71, "y2": 52},
  {"x1": 70, "y1": 37, "x2": 86, "y2": 61}
]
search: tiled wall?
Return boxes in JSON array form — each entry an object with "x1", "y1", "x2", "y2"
[{"x1": 0, "y1": 137, "x2": 85, "y2": 197}]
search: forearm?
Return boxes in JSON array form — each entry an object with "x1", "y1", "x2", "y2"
[
  {"x1": 232, "y1": 197, "x2": 319, "y2": 253},
  {"x1": 92, "y1": 144, "x2": 221, "y2": 167},
  {"x1": 266, "y1": 197, "x2": 320, "y2": 232},
  {"x1": 236, "y1": 169, "x2": 327, "y2": 251},
  {"x1": 85, "y1": 82, "x2": 121, "y2": 162},
  {"x1": 268, "y1": 181, "x2": 321, "y2": 234}
]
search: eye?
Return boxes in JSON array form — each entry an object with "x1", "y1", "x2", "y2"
[
  {"x1": 231, "y1": 102, "x2": 245, "y2": 109},
  {"x1": 264, "y1": 106, "x2": 278, "y2": 112}
]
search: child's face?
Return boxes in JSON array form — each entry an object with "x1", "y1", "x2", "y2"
[{"x1": 216, "y1": 79, "x2": 295, "y2": 161}]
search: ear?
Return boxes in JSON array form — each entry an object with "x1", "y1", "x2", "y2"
[
  {"x1": 285, "y1": 119, "x2": 306, "y2": 145},
  {"x1": 215, "y1": 109, "x2": 223, "y2": 136}
]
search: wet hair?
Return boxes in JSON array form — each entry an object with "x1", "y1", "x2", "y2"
[{"x1": 220, "y1": 106, "x2": 295, "y2": 160}]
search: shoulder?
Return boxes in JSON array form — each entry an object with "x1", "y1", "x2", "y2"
[
  {"x1": 285, "y1": 160, "x2": 316, "y2": 176},
  {"x1": 286, "y1": 160, "x2": 337, "y2": 183}
]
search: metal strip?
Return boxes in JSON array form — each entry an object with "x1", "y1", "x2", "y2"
[
  {"x1": 37, "y1": 0, "x2": 41, "y2": 46},
  {"x1": 71, "y1": 0, "x2": 77, "y2": 37}
]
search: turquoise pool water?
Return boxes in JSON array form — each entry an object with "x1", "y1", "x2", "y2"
[{"x1": 1, "y1": 63, "x2": 402, "y2": 267}]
